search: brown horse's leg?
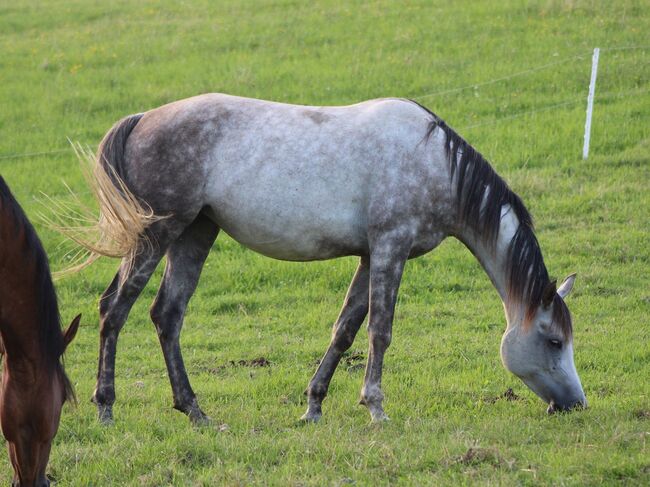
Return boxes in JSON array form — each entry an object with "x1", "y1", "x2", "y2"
[
  {"x1": 7, "y1": 442, "x2": 20, "y2": 485},
  {"x1": 301, "y1": 257, "x2": 369, "y2": 422},
  {"x1": 149, "y1": 214, "x2": 219, "y2": 425},
  {"x1": 9, "y1": 436, "x2": 40, "y2": 486},
  {"x1": 92, "y1": 220, "x2": 189, "y2": 424},
  {"x1": 35, "y1": 441, "x2": 52, "y2": 487},
  {"x1": 359, "y1": 237, "x2": 410, "y2": 422}
]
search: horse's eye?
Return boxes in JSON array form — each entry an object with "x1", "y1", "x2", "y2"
[{"x1": 548, "y1": 339, "x2": 562, "y2": 349}]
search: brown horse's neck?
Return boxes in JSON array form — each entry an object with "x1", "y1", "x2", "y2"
[
  {"x1": 0, "y1": 267, "x2": 43, "y2": 367},
  {"x1": 0, "y1": 196, "x2": 54, "y2": 366}
]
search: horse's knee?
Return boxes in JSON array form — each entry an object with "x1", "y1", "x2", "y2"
[
  {"x1": 332, "y1": 327, "x2": 356, "y2": 352},
  {"x1": 369, "y1": 329, "x2": 392, "y2": 349},
  {"x1": 331, "y1": 303, "x2": 367, "y2": 351}
]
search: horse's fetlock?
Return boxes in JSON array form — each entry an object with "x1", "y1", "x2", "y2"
[
  {"x1": 307, "y1": 383, "x2": 327, "y2": 401},
  {"x1": 332, "y1": 329, "x2": 355, "y2": 351},
  {"x1": 360, "y1": 385, "x2": 384, "y2": 406},
  {"x1": 92, "y1": 388, "x2": 115, "y2": 406}
]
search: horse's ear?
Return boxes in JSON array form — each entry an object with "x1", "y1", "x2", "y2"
[
  {"x1": 64, "y1": 314, "x2": 81, "y2": 349},
  {"x1": 557, "y1": 273, "x2": 576, "y2": 299},
  {"x1": 542, "y1": 280, "x2": 557, "y2": 307}
]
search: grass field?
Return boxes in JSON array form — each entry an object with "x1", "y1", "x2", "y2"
[{"x1": 1, "y1": 0, "x2": 649, "y2": 485}]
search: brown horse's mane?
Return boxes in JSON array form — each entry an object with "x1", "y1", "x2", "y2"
[
  {"x1": 0, "y1": 176, "x2": 75, "y2": 401},
  {"x1": 408, "y1": 100, "x2": 572, "y2": 339}
]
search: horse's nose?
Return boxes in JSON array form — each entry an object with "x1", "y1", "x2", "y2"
[{"x1": 547, "y1": 395, "x2": 587, "y2": 414}]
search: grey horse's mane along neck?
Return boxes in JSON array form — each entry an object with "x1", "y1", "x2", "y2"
[{"x1": 408, "y1": 100, "x2": 571, "y2": 338}]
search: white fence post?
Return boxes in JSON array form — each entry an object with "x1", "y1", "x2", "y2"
[{"x1": 583, "y1": 48, "x2": 600, "y2": 159}]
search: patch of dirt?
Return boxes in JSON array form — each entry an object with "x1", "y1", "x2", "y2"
[
  {"x1": 455, "y1": 447, "x2": 512, "y2": 469},
  {"x1": 230, "y1": 357, "x2": 271, "y2": 368},
  {"x1": 343, "y1": 352, "x2": 364, "y2": 365},
  {"x1": 486, "y1": 388, "x2": 521, "y2": 404},
  {"x1": 207, "y1": 357, "x2": 271, "y2": 374},
  {"x1": 344, "y1": 352, "x2": 365, "y2": 372},
  {"x1": 633, "y1": 409, "x2": 650, "y2": 420}
]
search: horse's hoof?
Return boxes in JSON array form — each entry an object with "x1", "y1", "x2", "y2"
[
  {"x1": 189, "y1": 409, "x2": 211, "y2": 427},
  {"x1": 370, "y1": 410, "x2": 390, "y2": 423},
  {"x1": 97, "y1": 405, "x2": 114, "y2": 425},
  {"x1": 299, "y1": 410, "x2": 322, "y2": 423}
]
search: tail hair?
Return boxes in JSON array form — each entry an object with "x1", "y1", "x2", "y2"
[{"x1": 45, "y1": 113, "x2": 165, "y2": 279}]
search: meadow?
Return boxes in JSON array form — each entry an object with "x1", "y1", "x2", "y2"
[{"x1": 1, "y1": 0, "x2": 649, "y2": 484}]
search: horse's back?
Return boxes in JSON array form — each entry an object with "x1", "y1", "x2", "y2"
[{"x1": 124, "y1": 94, "x2": 451, "y2": 260}]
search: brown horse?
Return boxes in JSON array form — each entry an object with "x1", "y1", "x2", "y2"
[{"x1": 0, "y1": 176, "x2": 80, "y2": 487}]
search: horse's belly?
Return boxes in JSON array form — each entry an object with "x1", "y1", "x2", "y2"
[{"x1": 203, "y1": 189, "x2": 368, "y2": 261}]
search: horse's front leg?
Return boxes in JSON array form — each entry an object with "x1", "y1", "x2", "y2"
[
  {"x1": 301, "y1": 257, "x2": 370, "y2": 422},
  {"x1": 360, "y1": 236, "x2": 410, "y2": 422}
]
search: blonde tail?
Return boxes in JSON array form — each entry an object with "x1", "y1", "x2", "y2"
[{"x1": 45, "y1": 114, "x2": 165, "y2": 278}]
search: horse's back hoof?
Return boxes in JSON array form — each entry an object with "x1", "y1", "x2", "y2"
[
  {"x1": 369, "y1": 408, "x2": 390, "y2": 423},
  {"x1": 97, "y1": 405, "x2": 114, "y2": 425},
  {"x1": 299, "y1": 411, "x2": 322, "y2": 423},
  {"x1": 371, "y1": 414, "x2": 390, "y2": 423}
]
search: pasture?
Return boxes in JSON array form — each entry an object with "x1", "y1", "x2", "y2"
[{"x1": 1, "y1": 0, "x2": 648, "y2": 484}]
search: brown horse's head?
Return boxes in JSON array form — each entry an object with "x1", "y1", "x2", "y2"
[
  {"x1": 1, "y1": 315, "x2": 80, "y2": 487},
  {"x1": 1, "y1": 176, "x2": 81, "y2": 485}
]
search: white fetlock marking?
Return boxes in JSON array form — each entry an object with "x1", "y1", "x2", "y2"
[{"x1": 300, "y1": 410, "x2": 322, "y2": 423}]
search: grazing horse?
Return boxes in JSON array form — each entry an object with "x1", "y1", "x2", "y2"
[
  {"x1": 0, "y1": 176, "x2": 80, "y2": 486},
  {"x1": 70, "y1": 94, "x2": 586, "y2": 425}
]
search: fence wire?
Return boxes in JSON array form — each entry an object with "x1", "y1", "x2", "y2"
[{"x1": 1, "y1": 46, "x2": 647, "y2": 164}]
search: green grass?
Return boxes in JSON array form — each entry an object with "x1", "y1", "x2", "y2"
[{"x1": 1, "y1": 0, "x2": 649, "y2": 485}]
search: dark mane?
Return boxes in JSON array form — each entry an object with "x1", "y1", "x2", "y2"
[
  {"x1": 0, "y1": 176, "x2": 75, "y2": 401},
  {"x1": 408, "y1": 100, "x2": 572, "y2": 338}
]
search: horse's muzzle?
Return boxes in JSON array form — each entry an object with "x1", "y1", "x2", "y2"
[{"x1": 547, "y1": 397, "x2": 587, "y2": 414}]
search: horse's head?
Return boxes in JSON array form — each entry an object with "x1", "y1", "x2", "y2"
[
  {"x1": 2, "y1": 315, "x2": 80, "y2": 487},
  {"x1": 500, "y1": 274, "x2": 586, "y2": 413}
]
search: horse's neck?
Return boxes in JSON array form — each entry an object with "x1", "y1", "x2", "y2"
[
  {"x1": 0, "y1": 275, "x2": 42, "y2": 364},
  {"x1": 457, "y1": 204, "x2": 523, "y2": 326},
  {"x1": 0, "y1": 198, "x2": 48, "y2": 365}
]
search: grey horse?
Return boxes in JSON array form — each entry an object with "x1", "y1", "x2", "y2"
[{"x1": 70, "y1": 94, "x2": 586, "y2": 424}]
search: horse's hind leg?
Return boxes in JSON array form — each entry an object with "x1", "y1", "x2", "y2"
[
  {"x1": 149, "y1": 214, "x2": 219, "y2": 425},
  {"x1": 301, "y1": 257, "x2": 370, "y2": 422},
  {"x1": 92, "y1": 221, "x2": 188, "y2": 423}
]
